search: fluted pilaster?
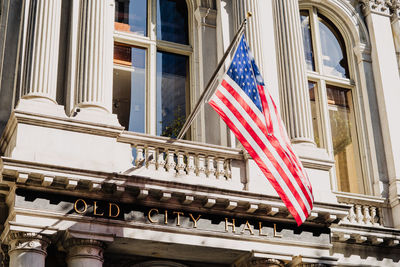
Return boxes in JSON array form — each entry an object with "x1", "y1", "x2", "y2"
[
  {"x1": 273, "y1": 0, "x2": 315, "y2": 145},
  {"x1": 64, "y1": 238, "x2": 105, "y2": 267},
  {"x1": 20, "y1": 0, "x2": 62, "y2": 104},
  {"x1": 74, "y1": 0, "x2": 115, "y2": 120},
  {"x1": 233, "y1": 0, "x2": 265, "y2": 76},
  {"x1": 7, "y1": 232, "x2": 50, "y2": 267}
]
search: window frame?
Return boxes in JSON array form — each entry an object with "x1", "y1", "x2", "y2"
[
  {"x1": 300, "y1": 5, "x2": 373, "y2": 195},
  {"x1": 113, "y1": 0, "x2": 194, "y2": 137}
]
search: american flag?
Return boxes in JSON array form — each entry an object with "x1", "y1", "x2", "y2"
[{"x1": 208, "y1": 35, "x2": 314, "y2": 226}]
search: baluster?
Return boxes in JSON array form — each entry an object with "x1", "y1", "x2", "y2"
[
  {"x1": 370, "y1": 207, "x2": 379, "y2": 226},
  {"x1": 355, "y1": 205, "x2": 363, "y2": 224},
  {"x1": 348, "y1": 205, "x2": 356, "y2": 223},
  {"x1": 196, "y1": 155, "x2": 206, "y2": 178},
  {"x1": 363, "y1": 206, "x2": 372, "y2": 225},
  {"x1": 206, "y1": 156, "x2": 216, "y2": 179},
  {"x1": 156, "y1": 148, "x2": 166, "y2": 172},
  {"x1": 146, "y1": 146, "x2": 156, "y2": 171},
  {"x1": 176, "y1": 152, "x2": 186, "y2": 177},
  {"x1": 135, "y1": 145, "x2": 144, "y2": 167},
  {"x1": 224, "y1": 160, "x2": 232, "y2": 180},
  {"x1": 215, "y1": 158, "x2": 225, "y2": 180},
  {"x1": 165, "y1": 150, "x2": 176, "y2": 174},
  {"x1": 186, "y1": 154, "x2": 196, "y2": 176}
]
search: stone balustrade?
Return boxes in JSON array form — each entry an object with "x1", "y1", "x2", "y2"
[
  {"x1": 341, "y1": 204, "x2": 382, "y2": 226},
  {"x1": 118, "y1": 132, "x2": 245, "y2": 190},
  {"x1": 336, "y1": 193, "x2": 386, "y2": 227}
]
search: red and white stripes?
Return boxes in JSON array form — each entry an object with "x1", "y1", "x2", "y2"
[{"x1": 209, "y1": 74, "x2": 313, "y2": 225}]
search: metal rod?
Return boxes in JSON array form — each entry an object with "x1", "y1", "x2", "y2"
[{"x1": 176, "y1": 16, "x2": 250, "y2": 140}]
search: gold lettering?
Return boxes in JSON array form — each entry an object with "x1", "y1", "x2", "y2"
[
  {"x1": 164, "y1": 210, "x2": 168, "y2": 224},
  {"x1": 147, "y1": 208, "x2": 159, "y2": 223},
  {"x1": 173, "y1": 211, "x2": 184, "y2": 226},
  {"x1": 108, "y1": 203, "x2": 120, "y2": 218},
  {"x1": 74, "y1": 199, "x2": 87, "y2": 214},
  {"x1": 225, "y1": 218, "x2": 236, "y2": 233},
  {"x1": 241, "y1": 220, "x2": 254, "y2": 235},
  {"x1": 189, "y1": 214, "x2": 201, "y2": 228},
  {"x1": 273, "y1": 223, "x2": 282, "y2": 238},
  {"x1": 93, "y1": 201, "x2": 104, "y2": 216},
  {"x1": 258, "y1": 222, "x2": 268, "y2": 236}
]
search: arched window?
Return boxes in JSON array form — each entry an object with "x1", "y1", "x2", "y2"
[
  {"x1": 113, "y1": 0, "x2": 191, "y2": 138},
  {"x1": 300, "y1": 8, "x2": 366, "y2": 194}
]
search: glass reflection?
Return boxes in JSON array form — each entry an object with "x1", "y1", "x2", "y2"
[
  {"x1": 318, "y1": 14, "x2": 349, "y2": 78},
  {"x1": 113, "y1": 46, "x2": 146, "y2": 132},
  {"x1": 300, "y1": 10, "x2": 315, "y2": 71},
  {"x1": 327, "y1": 84, "x2": 363, "y2": 194},
  {"x1": 156, "y1": 51, "x2": 188, "y2": 137},
  {"x1": 157, "y1": 0, "x2": 188, "y2": 44},
  {"x1": 308, "y1": 82, "x2": 320, "y2": 147},
  {"x1": 115, "y1": 0, "x2": 147, "y2": 36}
]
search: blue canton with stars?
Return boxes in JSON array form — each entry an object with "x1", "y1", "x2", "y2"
[{"x1": 227, "y1": 35, "x2": 265, "y2": 112}]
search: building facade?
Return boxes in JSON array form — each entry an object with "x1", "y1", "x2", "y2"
[{"x1": 0, "y1": 0, "x2": 400, "y2": 266}]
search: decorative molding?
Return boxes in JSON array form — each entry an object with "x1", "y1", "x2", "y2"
[
  {"x1": 132, "y1": 261, "x2": 189, "y2": 267},
  {"x1": 360, "y1": 0, "x2": 392, "y2": 16},
  {"x1": 64, "y1": 238, "x2": 105, "y2": 263},
  {"x1": 389, "y1": 0, "x2": 400, "y2": 20},
  {"x1": 7, "y1": 232, "x2": 50, "y2": 255},
  {"x1": 245, "y1": 258, "x2": 285, "y2": 267}
]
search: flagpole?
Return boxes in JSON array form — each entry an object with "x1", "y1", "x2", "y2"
[{"x1": 176, "y1": 13, "x2": 252, "y2": 140}]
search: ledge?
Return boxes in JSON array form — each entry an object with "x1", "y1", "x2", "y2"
[{"x1": 0, "y1": 157, "x2": 350, "y2": 226}]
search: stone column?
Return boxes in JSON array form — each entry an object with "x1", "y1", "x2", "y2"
[
  {"x1": 272, "y1": 0, "x2": 315, "y2": 145},
  {"x1": 7, "y1": 232, "x2": 50, "y2": 267},
  {"x1": 360, "y1": 0, "x2": 400, "y2": 228},
  {"x1": 17, "y1": 0, "x2": 64, "y2": 114},
  {"x1": 65, "y1": 238, "x2": 105, "y2": 267},
  {"x1": 74, "y1": 0, "x2": 118, "y2": 125},
  {"x1": 233, "y1": 0, "x2": 265, "y2": 76}
]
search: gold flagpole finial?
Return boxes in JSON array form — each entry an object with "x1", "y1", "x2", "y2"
[{"x1": 247, "y1": 11, "x2": 252, "y2": 18}]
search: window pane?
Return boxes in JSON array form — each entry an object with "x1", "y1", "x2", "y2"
[
  {"x1": 156, "y1": 51, "x2": 188, "y2": 137},
  {"x1": 115, "y1": 0, "x2": 147, "y2": 36},
  {"x1": 113, "y1": 47, "x2": 146, "y2": 132},
  {"x1": 157, "y1": 0, "x2": 188, "y2": 44},
  {"x1": 308, "y1": 81, "x2": 321, "y2": 147},
  {"x1": 300, "y1": 10, "x2": 315, "y2": 71},
  {"x1": 318, "y1": 14, "x2": 349, "y2": 78},
  {"x1": 327, "y1": 85, "x2": 363, "y2": 194}
]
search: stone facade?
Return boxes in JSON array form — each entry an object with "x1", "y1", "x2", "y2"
[{"x1": 0, "y1": 0, "x2": 399, "y2": 266}]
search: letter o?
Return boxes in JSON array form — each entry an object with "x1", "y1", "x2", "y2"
[{"x1": 74, "y1": 199, "x2": 87, "y2": 214}]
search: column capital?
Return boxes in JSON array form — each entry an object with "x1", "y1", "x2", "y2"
[
  {"x1": 7, "y1": 232, "x2": 50, "y2": 255},
  {"x1": 64, "y1": 238, "x2": 105, "y2": 263},
  {"x1": 244, "y1": 258, "x2": 285, "y2": 267},
  {"x1": 360, "y1": 0, "x2": 392, "y2": 17},
  {"x1": 389, "y1": 0, "x2": 400, "y2": 20}
]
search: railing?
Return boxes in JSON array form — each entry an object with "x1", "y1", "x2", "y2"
[
  {"x1": 336, "y1": 192, "x2": 386, "y2": 227},
  {"x1": 118, "y1": 132, "x2": 245, "y2": 190},
  {"x1": 341, "y1": 204, "x2": 382, "y2": 226}
]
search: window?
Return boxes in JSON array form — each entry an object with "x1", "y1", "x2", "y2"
[
  {"x1": 113, "y1": 0, "x2": 191, "y2": 138},
  {"x1": 300, "y1": 8, "x2": 366, "y2": 194}
]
